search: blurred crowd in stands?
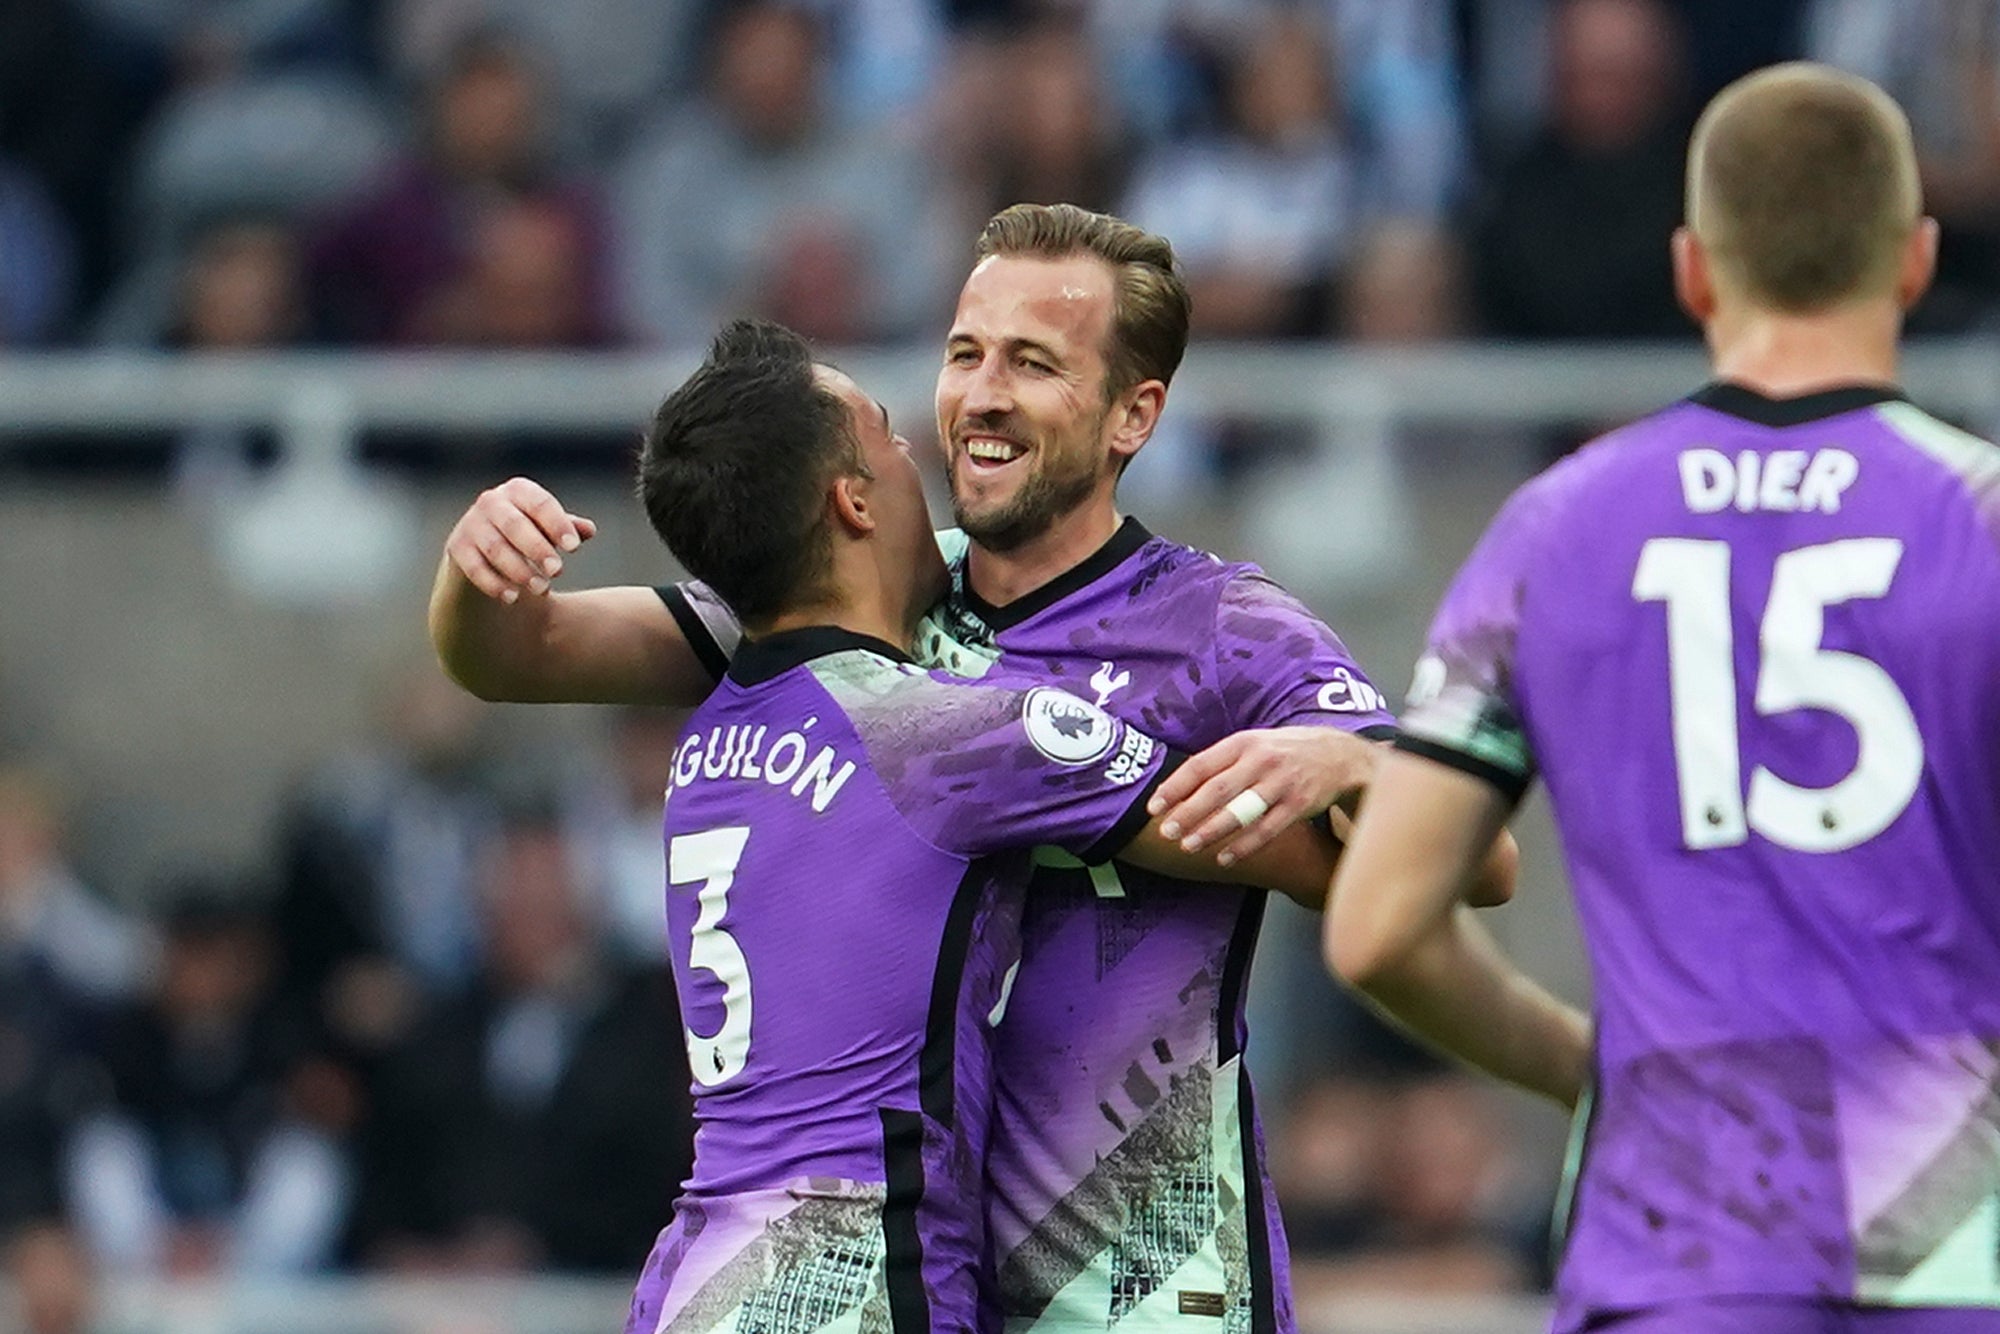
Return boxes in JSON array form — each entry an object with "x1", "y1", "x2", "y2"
[
  {"x1": 2, "y1": 0, "x2": 1994, "y2": 1327},
  {"x1": 5, "y1": 0, "x2": 2000, "y2": 362},
  {"x1": 0, "y1": 674, "x2": 698, "y2": 1330}
]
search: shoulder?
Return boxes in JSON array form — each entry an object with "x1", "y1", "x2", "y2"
[
  {"x1": 1874, "y1": 401, "x2": 2000, "y2": 495},
  {"x1": 1488, "y1": 409, "x2": 1679, "y2": 551}
]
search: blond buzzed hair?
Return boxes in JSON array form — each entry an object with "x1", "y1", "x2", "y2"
[
  {"x1": 1687, "y1": 63, "x2": 1922, "y2": 311},
  {"x1": 974, "y1": 203, "x2": 1192, "y2": 399}
]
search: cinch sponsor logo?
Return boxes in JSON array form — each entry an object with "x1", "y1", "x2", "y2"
[{"x1": 1316, "y1": 666, "x2": 1387, "y2": 714}]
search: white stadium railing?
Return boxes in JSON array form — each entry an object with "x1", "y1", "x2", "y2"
[{"x1": 1, "y1": 339, "x2": 1996, "y2": 448}]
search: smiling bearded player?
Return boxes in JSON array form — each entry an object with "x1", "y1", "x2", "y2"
[{"x1": 429, "y1": 203, "x2": 1527, "y2": 1334}]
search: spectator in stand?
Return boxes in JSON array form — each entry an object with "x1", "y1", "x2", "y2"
[
  {"x1": 401, "y1": 195, "x2": 609, "y2": 348},
  {"x1": 938, "y1": 13, "x2": 1131, "y2": 234},
  {"x1": 0, "y1": 0, "x2": 172, "y2": 313},
  {"x1": 274, "y1": 664, "x2": 499, "y2": 1056},
  {"x1": 310, "y1": 31, "x2": 606, "y2": 346},
  {"x1": 1313, "y1": 0, "x2": 1468, "y2": 220},
  {"x1": 0, "y1": 156, "x2": 76, "y2": 345},
  {"x1": 1807, "y1": 0, "x2": 2000, "y2": 327},
  {"x1": 157, "y1": 217, "x2": 313, "y2": 492},
  {"x1": 165, "y1": 217, "x2": 308, "y2": 351},
  {"x1": 3, "y1": 1224, "x2": 99, "y2": 1334},
  {"x1": 0, "y1": 780, "x2": 106, "y2": 1297},
  {"x1": 1467, "y1": 0, "x2": 1694, "y2": 339},
  {"x1": 0, "y1": 765, "x2": 155, "y2": 1006},
  {"x1": 64, "y1": 879, "x2": 355, "y2": 1278},
  {"x1": 1123, "y1": 8, "x2": 1361, "y2": 340},
  {"x1": 1273, "y1": 1074, "x2": 1546, "y2": 1302},
  {"x1": 381, "y1": 0, "x2": 706, "y2": 158},
  {"x1": 1340, "y1": 221, "x2": 1471, "y2": 342},
  {"x1": 350, "y1": 803, "x2": 692, "y2": 1274},
  {"x1": 611, "y1": 0, "x2": 948, "y2": 348},
  {"x1": 561, "y1": 706, "x2": 685, "y2": 968},
  {"x1": 88, "y1": 0, "x2": 391, "y2": 347}
]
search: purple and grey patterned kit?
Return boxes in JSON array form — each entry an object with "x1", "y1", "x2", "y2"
[
  {"x1": 1400, "y1": 386, "x2": 2000, "y2": 1331},
  {"x1": 626, "y1": 633, "x2": 1168, "y2": 1334},
  {"x1": 667, "y1": 520, "x2": 1393, "y2": 1334}
]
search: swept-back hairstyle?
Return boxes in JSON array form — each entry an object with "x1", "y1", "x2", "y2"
[
  {"x1": 635, "y1": 319, "x2": 861, "y2": 626},
  {"x1": 974, "y1": 203, "x2": 1192, "y2": 398}
]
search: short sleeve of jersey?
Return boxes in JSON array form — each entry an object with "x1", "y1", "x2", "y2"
[
  {"x1": 839, "y1": 671, "x2": 1179, "y2": 864},
  {"x1": 657, "y1": 581, "x2": 740, "y2": 683},
  {"x1": 1396, "y1": 478, "x2": 1558, "y2": 802},
  {"x1": 1214, "y1": 571, "x2": 1398, "y2": 736}
]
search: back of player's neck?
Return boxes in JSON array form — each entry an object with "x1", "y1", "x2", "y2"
[
  {"x1": 967, "y1": 507, "x2": 1123, "y2": 609},
  {"x1": 1707, "y1": 303, "x2": 1901, "y2": 398}
]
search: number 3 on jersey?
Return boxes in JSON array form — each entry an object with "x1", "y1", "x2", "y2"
[
  {"x1": 670, "y1": 826, "x2": 753, "y2": 1086},
  {"x1": 1633, "y1": 537, "x2": 1923, "y2": 853}
]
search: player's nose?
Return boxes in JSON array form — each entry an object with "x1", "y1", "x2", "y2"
[{"x1": 956, "y1": 358, "x2": 1013, "y2": 417}]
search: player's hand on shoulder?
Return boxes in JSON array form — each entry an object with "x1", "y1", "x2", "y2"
[
  {"x1": 445, "y1": 476, "x2": 598, "y2": 604},
  {"x1": 1148, "y1": 726, "x2": 1383, "y2": 863}
]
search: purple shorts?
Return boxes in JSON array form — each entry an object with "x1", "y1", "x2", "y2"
[{"x1": 1585, "y1": 1299, "x2": 2000, "y2": 1334}]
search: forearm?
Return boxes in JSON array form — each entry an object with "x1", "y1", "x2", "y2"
[
  {"x1": 1119, "y1": 817, "x2": 1341, "y2": 907},
  {"x1": 428, "y1": 553, "x2": 561, "y2": 701},
  {"x1": 429, "y1": 563, "x2": 712, "y2": 706},
  {"x1": 1348, "y1": 907, "x2": 1589, "y2": 1107}
]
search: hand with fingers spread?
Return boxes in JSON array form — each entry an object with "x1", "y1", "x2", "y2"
[
  {"x1": 443, "y1": 477, "x2": 598, "y2": 604},
  {"x1": 1147, "y1": 726, "x2": 1384, "y2": 866}
]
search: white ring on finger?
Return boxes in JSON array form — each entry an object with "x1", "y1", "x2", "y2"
[{"x1": 1224, "y1": 789, "x2": 1270, "y2": 828}]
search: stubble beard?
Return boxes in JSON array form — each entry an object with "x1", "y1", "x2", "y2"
[{"x1": 952, "y1": 455, "x2": 1104, "y2": 553}]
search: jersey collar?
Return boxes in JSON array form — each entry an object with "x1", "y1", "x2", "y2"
[
  {"x1": 961, "y1": 516, "x2": 1153, "y2": 631},
  {"x1": 1688, "y1": 381, "x2": 1907, "y2": 427},
  {"x1": 728, "y1": 626, "x2": 914, "y2": 686}
]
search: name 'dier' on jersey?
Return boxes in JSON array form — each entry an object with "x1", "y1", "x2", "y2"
[{"x1": 1396, "y1": 383, "x2": 2000, "y2": 1332}]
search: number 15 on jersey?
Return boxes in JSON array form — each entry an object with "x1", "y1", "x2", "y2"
[{"x1": 1633, "y1": 536, "x2": 1924, "y2": 854}]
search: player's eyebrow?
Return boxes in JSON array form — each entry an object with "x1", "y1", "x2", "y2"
[
  {"x1": 876, "y1": 399, "x2": 891, "y2": 434},
  {"x1": 945, "y1": 332, "x2": 1065, "y2": 365}
]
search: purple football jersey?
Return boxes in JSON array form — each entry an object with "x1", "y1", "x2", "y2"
[
  {"x1": 928, "y1": 522, "x2": 1392, "y2": 1334},
  {"x1": 626, "y1": 628, "x2": 1171, "y2": 1334},
  {"x1": 1399, "y1": 384, "x2": 2000, "y2": 1330},
  {"x1": 665, "y1": 520, "x2": 1393, "y2": 1334}
]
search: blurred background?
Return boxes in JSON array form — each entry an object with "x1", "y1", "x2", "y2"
[{"x1": 3, "y1": 0, "x2": 2000, "y2": 1330}]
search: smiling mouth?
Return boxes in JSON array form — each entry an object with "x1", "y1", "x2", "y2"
[{"x1": 961, "y1": 435, "x2": 1027, "y2": 469}]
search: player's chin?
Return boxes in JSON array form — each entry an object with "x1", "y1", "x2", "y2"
[{"x1": 950, "y1": 462, "x2": 1022, "y2": 512}]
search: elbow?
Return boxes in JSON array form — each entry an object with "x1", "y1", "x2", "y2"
[
  {"x1": 440, "y1": 663, "x2": 513, "y2": 704},
  {"x1": 1324, "y1": 918, "x2": 1415, "y2": 998},
  {"x1": 1467, "y1": 830, "x2": 1520, "y2": 909}
]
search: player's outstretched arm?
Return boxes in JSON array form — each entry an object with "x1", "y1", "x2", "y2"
[
  {"x1": 429, "y1": 477, "x2": 716, "y2": 705},
  {"x1": 1116, "y1": 808, "x2": 1343, "y2": 910},
  {"x1": 1324, "y1": 750, "x2": 1588, "y2": 1108}
]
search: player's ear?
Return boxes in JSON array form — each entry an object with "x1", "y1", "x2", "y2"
[
  {"x1": 1107, "y1": 379, "x2": 1166, "y2": 468},
  {"x1": 1671, "y1": 226, "x2": 1716, "y2": 325},
  {"x1": 1897, "y1": 217, "x2": 1939, "y2": 311},
  {"x1": 829, "y1": 472, "x2": 876, "y2": 537}
]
